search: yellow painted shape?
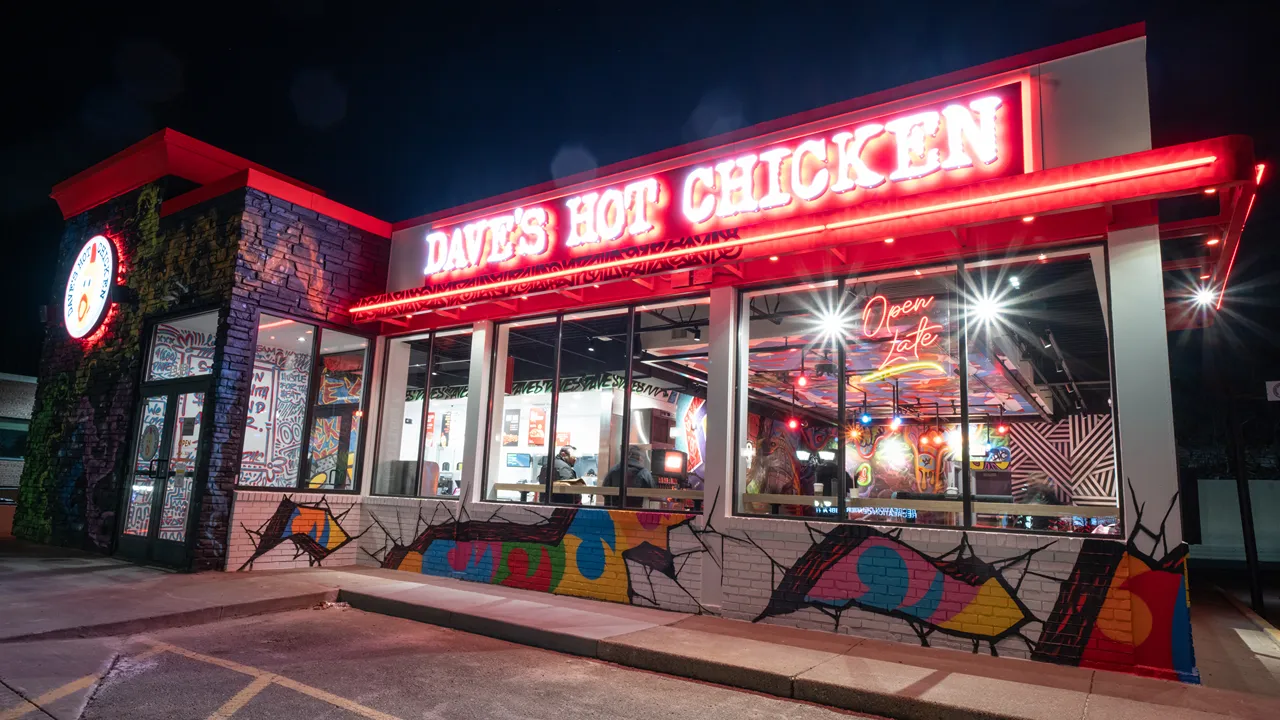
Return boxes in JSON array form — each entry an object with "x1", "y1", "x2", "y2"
[
  {"x1": 395, "y1": 551, "x2": 423, "y2": 574},
  {"x1": 555, "y1": 533, "x2": 630, "y2": 603},
  {"x1": 938, "y1": 578, "x2": 1026, "y2": 636}
]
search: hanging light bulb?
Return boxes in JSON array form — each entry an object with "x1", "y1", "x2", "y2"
[
  {"x1": 796, "y1": 374, "x2": 808, "y2": 388},
  {"x1": 889, "y1": 416, "x2": 903, "y2": 431},
  {"x1": 859, "y1": 412, "x2": 872, "y2": 425},
  {"x1": 787, "y1": 418, "x2": 799, "y2": 430}
]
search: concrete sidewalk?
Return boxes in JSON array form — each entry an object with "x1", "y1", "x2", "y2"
[
  {"x1": 0, "y1": 540, "x2": 338, "y2": 643},
  {"x1": 305, "y1": 565, "x2": 1280, "y2": 720}
]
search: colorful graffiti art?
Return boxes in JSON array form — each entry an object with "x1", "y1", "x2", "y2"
[
  {"x1": 365, "y1": 504, "x2": 705, "y2": 608},
  {"x1": 751, "y1": 524, "x2": 1048, "y2": 653},
  {"x1": 1033, "y1": 481, "x2": 1196, "y2": 682},
  {"x1": 238, "y1": 496, "x2": 363, "y2": 570}
]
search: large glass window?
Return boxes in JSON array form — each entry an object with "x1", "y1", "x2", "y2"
[
  {"x1": 373, "y1": 328, "x2": 472, "y2": 497},
  {"x1": 962, "y1": 249, "x2": 1119, "y2": 534},
  {"x1": 736, "y1": 249, "x2": 1119, "y2": 535},
  {"x1": 304, "y1": 329, "x2": 370, "y2": 491},
  {"x1": 146, "y1": 311, "x2": 219, "y2": 380},
  {"x1": 237, "y1": 315, "x2": 371, "y2": 492},
  {"x1": 485, "y1": 298, "x2": 709, "y2": 510},
  {"x1": 239, "y1": 314, "x2": 315, "y2": 488}
]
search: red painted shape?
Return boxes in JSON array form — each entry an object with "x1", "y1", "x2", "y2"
[
  {"x1": 499, "y1": 546, "x2": 554, "y2": 592},
  {"x1": 394, "y1": 24, "x2": 1144, "y2": 233}
]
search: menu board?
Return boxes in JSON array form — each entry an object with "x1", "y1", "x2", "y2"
[
  {"x1": 502, "y1": 409, "x2": 521, "y2": 447},
  {"x1": 527, "y1": 407, "x2": 546, "y2": 446}
]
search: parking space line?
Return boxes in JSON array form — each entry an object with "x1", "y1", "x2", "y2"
[
  {"x1": 0, "y1": 646, "x2": 165, "y2": 720},
  {"x1": 141, "y1": 639, "x2": 403, "y2": 720},
  {"x1": 272, "y1": 677, "x2": 403, "y2": 720},
  {"x1": 207, "y1": 674, "x2": 276, "y2": 720}
]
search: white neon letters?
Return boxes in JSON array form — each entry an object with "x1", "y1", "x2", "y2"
[
  {"x1": 423, "y1": 89, "x2": 1011, "y2": 279},
  {"x1": 831, "y1": 123, "x2": 886, "y2": 192},
  {"x1": 941, "y1": 96, "x2": 1002, "y2": 169},
  {"x1": 423, "y1": 207, "x2": 551, "y2": 277},
  {"x1": 683, "y1": 167, "x2": 717, "y2": 223},
  {"x1": 886, "y1": 111, "x2": 942, "y2": 181}
]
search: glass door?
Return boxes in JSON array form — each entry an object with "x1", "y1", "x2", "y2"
[{"x1": 118, "y1": 380, "x2": 209, "y2": 566}]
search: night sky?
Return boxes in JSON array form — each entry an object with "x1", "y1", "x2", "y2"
[{"x1": 4, "y1": 0, "x2": 1277, "y2": 403}]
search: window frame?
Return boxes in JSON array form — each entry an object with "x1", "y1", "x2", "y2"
[
  {"x1": 481, "y1": 296, "x2": 710, "y2": 511},
  {"x1": 235, "y1": 307, "x2": 376, "y2": 494},
  {"x1": 370, "y1": 324, "x2": 474, "y2": 499},
  {"x1": 732, "y1": 244, "x2": 1124, "y2": 536}
]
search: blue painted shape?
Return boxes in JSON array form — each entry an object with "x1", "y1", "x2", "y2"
[
  {"x1": 1171, "y1": 577, "x2": 1199, "y2": 683},
  {"x1": 856, "y1": 545, "x2": 909, "y2": 611},
  {"x1": 567, "y1": 510, "x2": 616, "y2": 581},
  {"x1": 900, "y1": 569, "x2": 945, "y2": 621}
]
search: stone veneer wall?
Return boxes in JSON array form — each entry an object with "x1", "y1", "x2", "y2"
[
  {"x1": 17, "y1": 183, "x2": 388, "y2": 570},
  {"x1": 16, "y1": 182, "x2": 242, "y2": 553}
]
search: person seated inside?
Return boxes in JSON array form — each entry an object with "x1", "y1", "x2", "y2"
[
  {"x1": 602, "y1": 446, "x2": 655, "y2": 509},
  {"x1": 545, "y1": 445, "x2": 583, "y2": 504}
]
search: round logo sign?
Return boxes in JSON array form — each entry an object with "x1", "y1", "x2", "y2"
[{"x1": 63, "y1": 234, "x2": 117, "y2": 340}]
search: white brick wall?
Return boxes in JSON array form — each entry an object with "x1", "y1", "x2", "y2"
[{"x1": 225, "y1": 491, "x2": 363, "y2": 571}]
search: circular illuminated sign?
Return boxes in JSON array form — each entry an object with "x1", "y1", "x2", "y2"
[{"x1": 63, "y1": 234, "x2": 117, "y2": 340}]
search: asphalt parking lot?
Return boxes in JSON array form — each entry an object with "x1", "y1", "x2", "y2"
[{"x1": 1, "y1": 605, "x2": 875, "y2": 720}]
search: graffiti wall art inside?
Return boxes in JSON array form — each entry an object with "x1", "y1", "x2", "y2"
[
  {"x1": 237, "y1": 496, "x2": 363, "y2": 570},
  {"x1": 364, "y1": 504, "x2": 704, "y2": 608}
]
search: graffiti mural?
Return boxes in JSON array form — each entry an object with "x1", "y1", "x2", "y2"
[
  {"x1": 1032, "y1": 481, "x2": 1195, "y2": 682},
  {"x1": 751, "y1": 524, "x2": 1049, "y2": 654},
  {"x1": 364, "y1": 504, "x2": 705, "y2": 608},
  {"x1": 237, "y1": 496, "x2": 364, "y2": 570}
]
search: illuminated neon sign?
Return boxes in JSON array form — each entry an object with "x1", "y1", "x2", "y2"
[
  {"x1": 416, "y1": 83, "x2": 1025, "y2": 284},
  {"x1": 860, "y1": 294, "x2": 944, "y2": 372},
  {"x1": 63, "y1": 234, "x2": 118, "y2": 340}
]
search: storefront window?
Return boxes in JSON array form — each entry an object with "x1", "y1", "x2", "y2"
[
  {"x1": 962, "y1": 249, "x2": 1120, "y2": 535},
  {"x1": 735, "y1": 250, "x2": 1119, "y2": 535},
  {"x1": 373, "y1": 329, "x2": 471, "y2": 497},
  {"x1": 485, "y1": 299, "x2": 709, "y2": 510},
  {"x1": 844, "y1": 267, "x2": 963, "y2": 525},
  {"x1": 238, "y1": 314, "x2": 316, "y2": 488},
  {"x1": 303, "y1": 329, "x2": 369, "y2": 491},
  {"x1": 146, "y1": 311, "x2": 218, "y2": 380}
]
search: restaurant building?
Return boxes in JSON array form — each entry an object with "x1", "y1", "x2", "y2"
[{"x1": 17, "y1": 25, "x2": 1263, "y2": 681}]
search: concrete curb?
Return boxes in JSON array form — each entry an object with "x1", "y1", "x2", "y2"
[
  {"x1": 338, "y1": 589, "x2": 600, "y2": 657},
  {"x1": 0, "y1": 589, "x2": 339, "y2": 644},
  {"x1": 340, "y1": 587, "x2": 1023, "y2": 720}
]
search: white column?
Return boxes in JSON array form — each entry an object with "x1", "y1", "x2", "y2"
[
  {"x1": 700, "y1": 286, "x2": 737, "y2": 609},
  {"x1": 1108, "y1": 224, "x2": 1182, "y2": 544},
  {"x1": 460, "y1": 321, "x2": 496, "y2": 506}
]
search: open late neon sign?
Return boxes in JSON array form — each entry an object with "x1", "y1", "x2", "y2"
[{"x1": 421, "y1": 83, "x2": 1024, "y2": 283}]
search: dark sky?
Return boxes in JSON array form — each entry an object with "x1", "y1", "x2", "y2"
[{"x1": 4, "y1": 0, "x2": 1277, "y2": 380}]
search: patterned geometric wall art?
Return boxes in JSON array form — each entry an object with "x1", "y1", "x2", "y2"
[
  {"x1": 363, "y1": 503, "x2": 706, "y2": 608},
  {"x1": 1008, "y1": 414, "x2": 1116, "y2": 506},
  {"x1": 237, "y1": 495, "x2": 364, "y2": 570}
]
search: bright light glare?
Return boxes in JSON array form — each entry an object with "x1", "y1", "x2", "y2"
[
  {"x1": 796, "y1": 450, "x2": 811, "y2": 462},
  {"x1": 878, "y1": 438, "x2": 908, "y2": 470},
  {"x1": 1193, "y1": 287, "x2": 1217, "y2": 307},
  {"x1": 971, "y1": 293, "x2": 1004, "y2": 324},
  {"x1": 889, "y1": 416, "x2": 903, "y2": 431},
  {"x1": 817, "y1": 450, "x2": 836, "y2": 462},
  {"x1": 1009, "y1": 276, "x2": 1020, "y2": 289}
]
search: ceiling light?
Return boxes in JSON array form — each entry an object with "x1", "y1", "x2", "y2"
[
  {"x1": 883, "y1": 237, "x2": 894, "y2": 244},
  {"x1": 1199, "y1": 273, "x2": 1211, "y2": 280},
  {"x1": 913, "y1": 269, "x2": 922, "y2": 276},
  {"x1": 593, "y1": 284, "x2": 600, "y2": 288},
  {"x1": 269, "y1": 336, "x2": 276, "y2": 340},
  {"x1": 1009, "y1": 276, "x2": 1021, "y2": 289},
  {"x1": 769, "y1": 255, "x2": 779, "y2": 261},
  {"x1": 859, "y1": 413, "x2": 872, "y2": 425},
  {"x1": 1204, "y1": 187, "x2": 1217, "y2": 194},
  {"x1": 298, "y1": 337, "x2": 306, "y2": 342},
  {"x1": 1038, "y1": 253, "x2": 1047, "y2": 261},
  {"x1": 889, "y1": 416, "x2": 903, "y2": 431},
  {"x1": 1021, "y1": 216, "x2": 1035, "y2": 223},
  {"x1": 795, "y1": 449, "x2": 811, "y2": 462},
  {"x1": 1193, "y1": 287, "x2": 1216, "y2": 307},
  {"x1": 817, "y1": 450, "x2": 835, "y2": 462},
  {"x1": 1206, "y1": 237, "x2": 1220, "y2": 246},
  {"x1": 796, "y1": 374, "x2": 808, "y2": 387},
  {"x1": 587, "y1": 345, "x2": 596, "y2": 352},
  {"x1": 971, "y1": 292, "x2": 1004, "y2": 325},
  {"x1": 787, "y1": 418, "x2": 799, "y2": 430}
]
